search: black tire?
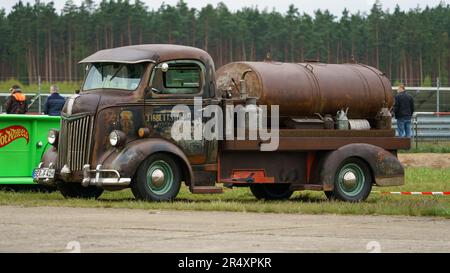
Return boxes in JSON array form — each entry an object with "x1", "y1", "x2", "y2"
[
  {"x1": 250, "y1": 184, "x2": 293, "y2": 200},
  {"x1": 57, "y1": 181, "x2": 104, "y2": 199},
  {"x1": 131, "y1": 153, "x2": 181, "y2": 201},
  {"x1": 325, "y1": 157, "x2": 373, "y2": 202},
  {"x1": 0, "y1": 185, "x2": 56, "y2": 192},
  {"x1": 324, "y1": 191, "x2": 333, "y2": 199}
]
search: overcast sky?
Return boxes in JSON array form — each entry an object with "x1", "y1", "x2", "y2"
[{"x1": 1, "y1": 0, "x2": 449, "y2": 16}]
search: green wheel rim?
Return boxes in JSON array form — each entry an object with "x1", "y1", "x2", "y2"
[
  {"x1": 337, "y1": 163, "x2": 365, "y2": 197},
  {"x1": 146, "y1": 160, "x2": 174, "y2": 195}
]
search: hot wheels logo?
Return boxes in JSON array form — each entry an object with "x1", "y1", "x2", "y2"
[{"x1": 0, "y1": 125, "x2": 30, "y2": 148}]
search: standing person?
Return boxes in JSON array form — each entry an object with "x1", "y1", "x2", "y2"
[
  {"x1": 44, "y1": 85, "x2": 66, "y2": 116},
  {"x1": 393, "y1": 84, "x2": 415, "y2": 137},
  {"x1": 4, "y1": 85, "x2": 28, "y2": 114}
]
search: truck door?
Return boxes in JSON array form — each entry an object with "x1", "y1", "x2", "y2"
[{"x1": 144, "y1": 60, "x2": 217, "y2": 167}]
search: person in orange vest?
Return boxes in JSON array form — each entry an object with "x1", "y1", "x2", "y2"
[{"x1": 4, "y1": 85, "x2": 28, "y2": 114}]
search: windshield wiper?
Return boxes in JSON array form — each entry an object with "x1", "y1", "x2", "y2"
[
  {"x1": 109, "y1": 64, "x2": 124, "y2": 81},
  {"x1": 152, "y1": 87, "x2": 162, "y2": 94}
]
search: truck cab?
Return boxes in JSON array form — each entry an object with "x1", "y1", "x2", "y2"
[{"x1": 34, "y1": 44, "x2": 220, "y2": 200}]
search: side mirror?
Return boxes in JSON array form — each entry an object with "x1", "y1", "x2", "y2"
[
  {"x1": 161, "y1": 63, "x2": 169, "y2": 72},
  {"x1": 156, "y1": 62, "x2": 169, "y2": 72}
]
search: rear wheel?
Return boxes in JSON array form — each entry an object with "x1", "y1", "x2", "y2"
[
  {"x1": 250, "y1": 184, "x2": 293, "y2": 200},
  {"x1": 131, "y1": 153, "x2": 181, "y2": 201},
  {"x1": 57, "y1": 181, "x2": 103, "y2": 199},
  {"x1": 325, "y1": 157, "x2": 372, "y2": 202}
]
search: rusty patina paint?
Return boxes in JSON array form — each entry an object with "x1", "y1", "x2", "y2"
[
  {"x1": 37, "y1": 44, "x2": 407, "y2": 197},
  {"x1": 216, "y1": 62, "x2": 392, "y2": 119},
  {"x1": 42, "y1": 45, "x2": 219, "y2": 186},
  {"x1": 101, "y1": 138, "x2": 194, "y2": 186},
  {"x1": 318, "y1": 143, "x2": 405, "y2": 189},
  {"x1": 223, "y1": 136, "x2": 411, "y2": 151}
]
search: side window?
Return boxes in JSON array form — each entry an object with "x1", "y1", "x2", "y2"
[{"x1": 151, "y1": 62, "x2": 203, "y2": 95}]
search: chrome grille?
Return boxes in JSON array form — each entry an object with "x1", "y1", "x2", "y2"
[{"x1": 57, "y1": 115, "x2": 94, "y2": 171}]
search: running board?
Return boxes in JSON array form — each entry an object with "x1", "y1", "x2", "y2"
[{"x1": 190, "y1": 186, "x2": 223, "y2": 194}]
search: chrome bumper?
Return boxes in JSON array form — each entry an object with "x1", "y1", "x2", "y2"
[
  {"x1": 81, "y1": 164, "x2": 131, "y2": 187},
  {"x1": 34, "y1": 162, "x2": 131, "y2": 188}
]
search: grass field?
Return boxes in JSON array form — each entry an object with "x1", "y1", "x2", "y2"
[
  {"x1": 400, "y1": 143, "x2": 450, "y2": 153},
  {"x1": 0, "y1": 167, "x2": 449, "y2": 218}
]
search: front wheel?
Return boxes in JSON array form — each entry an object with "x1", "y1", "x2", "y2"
[
  {"x1": 250, "y1": 184, "x2": 293, "y2": 200},
  {"x1": 57, "y1": 181, "x2": 103, "y2": 199},
  {"x1": 325, "y1": 157, "x2": 372, "y2": 202},
  {"x1": 131, "y1": 153, "x2": 181, "y2": 201}
]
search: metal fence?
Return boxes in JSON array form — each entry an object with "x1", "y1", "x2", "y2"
[
  {"x1": 392, "y1": 113, "x2": 450, "y2": 150},
  {"x1": 0, "y1": 86, "x2": 449, "y2": 112},
  {"x1": 391, "y1": 86, "x2": 450, "y2": 149},
  {"x1": 0, "y1": 93, "x2": 72, "y2": 113},
  {"x1": 395, "y1": 86, "x2": 450, "y2": 112}
]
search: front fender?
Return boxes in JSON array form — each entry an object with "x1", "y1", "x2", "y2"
[
  {"x1": 33, "y1": 147, "x2": 58, "y2": 186},
  {"x1": 40, "y1": 146, "x2": 58, "y2": 168},
  {"x1": 101, "y1": 138, "x2": 193, "y2": 185},
  {"x1": 319, "y1": 143, "x2": 405, "y2": 189}
]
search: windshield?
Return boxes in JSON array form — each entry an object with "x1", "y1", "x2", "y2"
[{"x1": 83, "y1": 63, "x2": 146, "y2": 91}]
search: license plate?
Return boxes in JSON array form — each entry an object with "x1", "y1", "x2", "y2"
[{"x1": 32, "y1": 168, "x2": 55, "y2": 179}]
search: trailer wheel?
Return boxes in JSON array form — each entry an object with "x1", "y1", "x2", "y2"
[
  {"x1": 325, "y1": 157, "x2": 372, "y2": 202},
  {"x1": 132, "y1": 153, "x2": 181, "y2": 201},
  {"x1": 250, "y1": 184, "x2": 293, "y2": 200},
  {"x1": 57, "y1": 181, "x2": 103, "y2": 199}
]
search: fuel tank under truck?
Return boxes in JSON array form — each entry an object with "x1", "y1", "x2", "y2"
[{"x1": 215, "y1": 61, "x2": 393, "y2": 119}]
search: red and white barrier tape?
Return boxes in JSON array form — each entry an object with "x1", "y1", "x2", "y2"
[{"x1": 376, "y1": 191, "x2": 450, "y2": 195}]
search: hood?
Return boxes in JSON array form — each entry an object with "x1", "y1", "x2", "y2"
[
  {"x1": 62, "y1": 89, "x2": 139, "y2": 116},
  {"x1": 62, "y1": 93, "x2": 101, "y2": 116}
]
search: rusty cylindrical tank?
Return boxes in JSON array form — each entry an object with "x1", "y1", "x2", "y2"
[{"x1": 215, "y1": 62, "x2": 393, "y2": 119}]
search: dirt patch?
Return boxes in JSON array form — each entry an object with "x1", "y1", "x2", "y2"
[{"x1": 399, "y1": 153, "x2": 450, "y2": 168}]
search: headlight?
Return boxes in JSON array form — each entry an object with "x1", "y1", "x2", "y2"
[
  {"x1": 47, "y1": 129, "x2": 59, "y2": 146},
  {"x1": 109, "y1": 131, "x2": 119, "y2": 146},
  {"x1": 109, "y1": 130, "x2": 126, "y2": 147}
]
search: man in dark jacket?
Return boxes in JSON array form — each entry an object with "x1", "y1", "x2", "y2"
[
  {"x1": 4, "y1": 85, "x2": 28, "y2": 114},
  {"x1": 393, "y1": 84, "x2": 415, "y2": 137},
  {"x1": 44, "y1": 85, "x2": 66, "y2": 116}
]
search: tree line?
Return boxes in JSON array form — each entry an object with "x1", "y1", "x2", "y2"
[{"x1": 0, "y1": 0, "x2": 450, "y2": 87}]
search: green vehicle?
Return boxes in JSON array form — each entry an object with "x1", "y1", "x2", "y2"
[{"x1": 0, "y1": 114, "x2": 60, "y2": 185}]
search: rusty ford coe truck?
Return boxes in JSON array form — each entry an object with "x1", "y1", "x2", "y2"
[{"x1": 33, "y1": 44, "x2": 410, "y2": 202}]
